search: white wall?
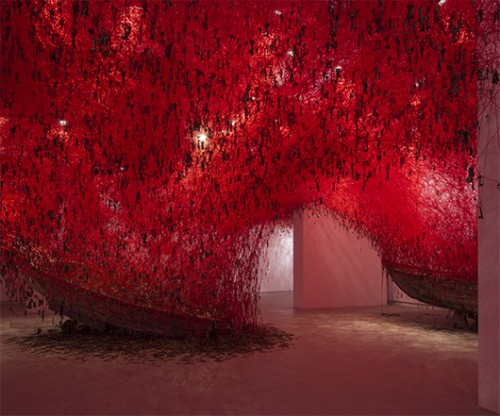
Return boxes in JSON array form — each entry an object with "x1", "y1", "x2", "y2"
[
  {"x1": 478, "y1": 49, "x2": 500, "y2": 413},
  {"x1": 294, "y1": 209, "x2": 386, "y2": 308},
  {"x1": 0, "y1": 286, "x2": 10, "y2": 302},
  {"x1": 259, "y1": 226, "x2": 294, "y2": 292}
]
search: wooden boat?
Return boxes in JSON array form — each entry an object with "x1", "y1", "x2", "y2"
[
  {"x1": 388, "y1": 267, "x2": 477, "y2": 318},
  {"x1": 26, "y1": 269, "x2": 218, "y2": 338}
]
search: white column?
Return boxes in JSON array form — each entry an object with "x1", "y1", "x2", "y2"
[
  {"x1": 293, "y1": 209, "x2": 385, "y2": 309},
  {"x1": 478, "y1": 68, "x2": 500, "y2": 413}
]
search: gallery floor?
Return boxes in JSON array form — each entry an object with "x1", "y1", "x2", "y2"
[{"x1": 0, "y1": 292, "x2": 494, "y2": 415}]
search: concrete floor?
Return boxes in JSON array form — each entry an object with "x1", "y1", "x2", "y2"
[{"x1": 0, "y1": 292, "x2": 494, "y2": 415}]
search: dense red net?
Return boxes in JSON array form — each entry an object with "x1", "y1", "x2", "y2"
[{"x1": 1, "y1": 0, "x2": 498, "y2": 333}]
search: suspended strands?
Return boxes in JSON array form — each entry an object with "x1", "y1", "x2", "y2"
[{"x1": 1, "y1": 0, "x2": 496, "y2": 335}]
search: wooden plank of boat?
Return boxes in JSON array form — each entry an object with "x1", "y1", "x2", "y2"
[
  {"x1": 27, "y1": 271, "x2": 218, "y2": 338},
  {"x1": 388, "y1": 267, "x2": 477, "y2": 317}
]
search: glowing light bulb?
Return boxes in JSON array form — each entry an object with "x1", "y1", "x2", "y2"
[
  {"x1": 274, "y1": 10, "x2": 282, "y2": 16},
  {"x1": 335, "y1": 65, "x2": 342, "y2": 71},
  {"x1": 438, "y1": 0, "x2": 446, "y2": 5},
  {"x1": 287, "y1": 50, "x2": 294, "y2": 57},
  {"x1": 58, "y1": 119, "x2": 67, "y2": 127},
  {"x1": 198, "y1": 133, "x2": 207, "y2": 143},
  {"x1": 231, "y1": 120, "x2": 236, "y2": 127}
]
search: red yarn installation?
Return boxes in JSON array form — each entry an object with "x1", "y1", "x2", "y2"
[{"x1": 0, "y1": 1, "x2": 497, "y2": 332}]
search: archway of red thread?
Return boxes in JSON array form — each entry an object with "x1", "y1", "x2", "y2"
[{"x1": 1, "y1": 1, "x2": 498, "y2": 334}]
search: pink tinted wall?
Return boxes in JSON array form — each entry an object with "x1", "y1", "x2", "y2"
[
  {"x1": 478, "y1": 54, "x2": 500, "y2": 413},
  {"x1": 294, "y1": 209, "x2": 386, "y2": 309},
  {"x1": 259, "y1": 226, "x2": 294, "y2": 292},
  {"x1": 0, "y1": 287, "x2": 10, "y2": 302}
]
